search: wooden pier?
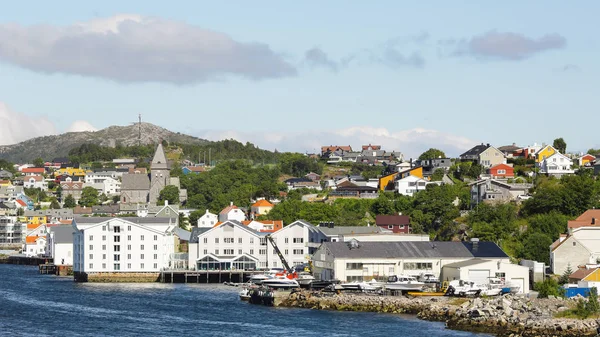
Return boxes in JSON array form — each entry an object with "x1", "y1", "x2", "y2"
[{"x1": 159, "y1": 270, "x2": 265, "y2": 284}]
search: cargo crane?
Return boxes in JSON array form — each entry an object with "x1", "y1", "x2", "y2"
[{"x1": 266, "y1": 235, "x2": 297, "y2": 279}]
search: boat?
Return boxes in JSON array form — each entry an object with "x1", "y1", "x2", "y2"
[
  {"x1": 296, "y1": 272, "x2": 315, "y2": 287},
  {"x1": 418, "y1": 273, "x2": 440, "y2": 284},
  {"x1": 480, "y1": 278, "x2": 504, "y2": 296},
  {"x1": 248, "y1": 274, "x2": 272, "y2": 285},
  {"x1": 261, "y1": 277, "x2": 300, "y2": 289},
  {"x1": 384, "y1": 275, "x2": 425, "y2": 292},
  {"x1": 308, "y1": 279, "x2": 339, "y2": 290},
  {"x1": 340, "y1": 281, "x2": 362, "y2": 291},
  {"x1": 239, "y1": 288, "x2": 251, "y2": 301},
  {"x1": 446, "y1": 280, "x2": 484, "y2": 297},
  {"x1": 359, "y1": 279, "x2": 384, "y2": 291}
]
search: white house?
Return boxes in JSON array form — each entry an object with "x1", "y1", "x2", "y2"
[
  {"x1": 72, "y1": 217, "x2": 177, "y2": 275},
  {"x1": 312, "y1": 240, "x2": 512, "y2": 285},
  {"x1": 23, "y1": 176, "x2": 48, "y2": 191},
  {"x1": 24, "y1": 231, "x2": 47, "y2": 257},
  {"x1": 47, "y1": 226, "x2": 74, "y2": 265},
  {"x1": 84, "y1": 177, "x2": 121, "y2": 196},
  {"x1": 442, "y1": 258, "x2": 530, "y2": 294},
  {"x1": 538, "y1": 152, "x2": 575, "y2": 177},
  {"x1": 268, "y1": 220, "x2": 328, "y2": 269},
  {"x1": 218, "y1": 203, "x2": 246, "y2": 222},
  {"x1": 395, "y1": 175, "x2": 438, "y2": 196},
  {"x1": 550, "y1": 226, "x2": 600, "y2": 275},
  {"x1": 197, "y1": 209, "x2": 218, "y2": 228}
]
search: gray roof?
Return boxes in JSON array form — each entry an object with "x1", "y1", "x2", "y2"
[
  {"x1": 74, "y1": 216, "x2": 174, "y2": 225},
  {"x1": 189, "y1": 227, "x2": 212, "y2": 243},
  {"x1": 50, "y1": 225, "x2": 75, "y2": 244},
  {"x1": 121, "y1": 174, "x2": 150, "y2": 190},
  {"x1": 323, "y1": 241, "x2": 486, "y2": 259},
  {"x1": 151, "y1": 144, "x2": 168, "y2": 170},
  {"x1": 443, "y1": 258, "x2": 490, "y2": 268},
  {"x1": 173, "y1": 227, "x2": 191, "y2": 241},
  {"x1": 0, "y1": 170, "x2": 13, "y2": 178},
  {"x1": 24, "y1": 209, "x2": 73, "y2": 217},
  {"x1": 319, "y1": 226, "x2": 383, "y2": 236},
  {"x1": 92, "y1": 205, "x2": 120, "y2": 214}
]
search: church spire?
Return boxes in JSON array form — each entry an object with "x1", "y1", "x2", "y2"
[{"x1": 151, "y1": 143, "x2": 168, "y2": 170}]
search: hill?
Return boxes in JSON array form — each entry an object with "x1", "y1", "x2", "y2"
[{"x1": 0, "y1": 122, "x2": 209, "y2": 162}]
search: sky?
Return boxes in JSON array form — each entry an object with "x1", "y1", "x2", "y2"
[{"x1": 0, "y1": 1, "x2": 598, "y2": 158}]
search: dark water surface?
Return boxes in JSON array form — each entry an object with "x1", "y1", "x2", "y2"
[{"x1": 0, "y1": 265, "x2": 491, "y2": 336}]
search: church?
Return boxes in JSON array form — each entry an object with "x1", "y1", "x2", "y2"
[{"x1": 120, "y1": 143, "x2": 187, "y2": 206}]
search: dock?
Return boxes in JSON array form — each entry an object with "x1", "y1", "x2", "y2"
[{"x1": 158, "y1": 270, "x2": 266, "y2": 284}]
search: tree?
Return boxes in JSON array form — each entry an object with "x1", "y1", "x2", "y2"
[
  {"x1": 112, "y1": 195, "x2": 120, "y2": 204},
  {"x1": 159, "y1": 185, "x2": 180, "y2": 205},
  {"x1": 33, "y1": 157, "x2": 44, "y2": 168},
  {"x1": 418, "y1": 148, "x2": 446, "y2": 160},
  {"x1": 534, "y1": 278, "x2": 562, "y2": 298},
  {"x1": 63, "y1": 194, "x2": 76, "y2": 208},
  {"x1": 553, "y1": 138, "x2": 567, "y2": 154},
  {"x1": 79, "y1": 186, "x2": 99, "y2": 207},
  {"x1": 430, "y1": 168, "x2": 445, "y2": 181},
  {"x1": 522, "y1": 232, "x2": 553, "y2": 264},
  {"x1": 558, "y1": 263, "x2": 573, "y2": 285},
  {"x1": 49, "y1": 198, "x2": 61, "y2": 209}
]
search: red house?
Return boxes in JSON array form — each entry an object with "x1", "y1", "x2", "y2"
[
  {"x1": 375, "y1": 215, "x2": 411, "y2": 234},
  {"x1": 488, "y1": 163, "x2": 514, "y2": 178}
]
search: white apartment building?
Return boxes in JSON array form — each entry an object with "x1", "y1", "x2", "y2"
[
  {"x1": 395, "y1": 175, "x2": 439, "y2": 196},
  {"x1": 0, "y1": 216, "x2": 25, "y2": 244},
  {"x1": 188, "y1": 220, "x2": 327, "y2": 271},
  {"x1": 84, "y1": 177, "x2": 121, "y2": 196},
  {"x1": 73, "y1": 217, "x2": 177, "y2": 274}
]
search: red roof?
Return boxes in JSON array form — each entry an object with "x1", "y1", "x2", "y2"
[
  {"x1": 568, "y1": 210, "x2": 600, "y2": 229},
  {"x1": 22, "y1": 167, "x2": 45, "y2": 174},
  {"x1": 220, "y1": 205, "x2": 238, "y2": 215},
  {"x1": 251, "y1": 199, "x2": 274, "y2": 208},
  {"x1": 375, "y1": 215, "x2": 410, "y2": 226},
  {"x1": 16, "y1": 199, "x2": 27, "y2": 207}
]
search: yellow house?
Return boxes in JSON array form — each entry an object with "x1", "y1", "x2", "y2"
[
  {"x1": 399, "y1": 166, "x2": 424, "y2": 179},
  {"x1": 27, "y1": 216, "x2": 47, "y2": 225},
  {"x1": 378, "y1": 172, "x2": 398, "y2": 191},
  {"x1": 0, "y1": 180, "x2": 12, "y2": 187},
  {"x1": 379, "y1": 167, "x2": 425, "y2": 191},
  {"x1": 535, "y1": 145, "x2": 557, "y2": 163},
  {"x1": 54, "y1": 167, "x2": 86, "y2": 177},
  {"x1": 575, "y1": 268, "x2": 600, "y2": 289}
]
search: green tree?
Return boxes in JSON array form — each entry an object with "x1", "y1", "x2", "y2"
[
  {"x1": 430, "y1": 168, "x2": 445, "y2": 181},
  {"x1": 189, "y1": 209, "x2": 205, "y2": 227},
  {"x1": 159, "y1": 185, "x2": 180, "y2": 205},
  {"x1": 553, "y1": 138, "x2": 567, "y2": 154},
  {"x1": 558, "y1": 263, "x2": 573, "y2": 285},
  {"x1": 522, "y1": 232, "x2": 553, "y2": 264},
  {"x1": 49, "y1": 198, "x2": 61, "y2": 209},
  {"x1": 112, "y1": 195, "x2": 120, "y2": 204},
  {"x1": 33, "y1": 157, "x2": 44, "y2": 167},
  {"x1": 588, "y1": 148, "x2": 600, "y2": 157},
  {"x1": 79, "y1": 187, "x2": 99, "y2": 207},
  {"x1": 534, "y1": 278, "x2": 562, "y2": 298},
  {"x1": 63, "y1": 194, "x2": 76, "y2": 208},
  {"x1": 91, "y1": 162, "x2": 103, "y2": 169},
  {"x1": 418, "y1": 148, "x2": 446, "y2": 160}
]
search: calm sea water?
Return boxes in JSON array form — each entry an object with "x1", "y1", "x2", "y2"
[{"x1": 0, "y1": 265, "x2": 491, "y2": 337}]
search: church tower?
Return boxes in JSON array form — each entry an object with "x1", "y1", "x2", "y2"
[{"x1": 149, "y1": 143, "x2": 170, "y2": 204}]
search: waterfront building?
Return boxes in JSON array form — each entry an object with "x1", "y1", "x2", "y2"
[
  {"x1": 47, "y1": 225, "x2": 74, "y2": 265},
  {"x1": 318, "y1": 224, "x2": 429, "y2": 243},
  {"x1": 267, "y1": 220, "x2": 328, "y2": 268},
  {"x1": 0, "y1": 216, "x2": 25, "y2": 245},
  {"x1": 72, "y1": 217, "x2": 178, "y2": 276}
]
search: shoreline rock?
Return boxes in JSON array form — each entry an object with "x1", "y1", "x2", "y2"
[{"x1": 278, "y1": 290, "x2": 600, "y2": 337}]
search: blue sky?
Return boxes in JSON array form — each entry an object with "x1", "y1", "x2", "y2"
[{"x1": 0, "y1": 1, "x2": 598, "y2": 157}]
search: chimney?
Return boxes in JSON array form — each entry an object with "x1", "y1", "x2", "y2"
[
  {"x1": 593, "y1": 218, "x2": 596, "y2": 225},
  {"x1": 165, "y1": 200, "x2": 168, "y2": 206},
  {"x1": 230, "y1": 201, "x2": 233, "y2": 206},
  {"x1": 471, "y1": 238, "x2": 479, "y2": 252}
]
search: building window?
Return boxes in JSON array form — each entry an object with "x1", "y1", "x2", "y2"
[
  {"x1": 141, "y1": 245, "x2": 144, "y2": 250},
  {"x1": 89, "y1": 263, "x2": 93, "y2": 269},
  {"x1": 102, "y1": 245, "x2": 106, "y2": 251},
  {"x1": 127, "y1": 263, "x2": 131, "y2": 269},
  {"x1": 293, "y1": 249, "x2": 303, "y2": 255},
  {"x1": 293, "y1": 238, "x2": 303, "y2": 244},
  {"x1": 403, "y1": 262, "x2": 433, "y2": 270},
  {"x1": 153, "y1": 263, "x2": 157, "y2": 269},
  {"x1": 89, "y1": 235, "x2": 93, "y2": 241},
  {"x1": 114, "y1": 245, "x2": 120, "y2": 252},
  {"x1": 114, "y1": 236, "x2": 120, "y2": 243},
  {"x1": 238, "y1": 238, "x2": 242, "y2": 244},
  {"x1": 346, "y1": 263, "x2": 363, "y2": 270},
  {"x1": 102, "y1": 235, "x2": 106, "y2": 241},
  {"x1": 153, "y1": 245, "x2": 157, "y2": 250},
  {"x1": 102, "y1": 226, "x2": 106, "y2": 231},
  {"x1": 127, "y1": 235, "x2": 131, "y2": 241},
  {"x1": 127, "y1": 254, "x2": 131, "y2": 259},
  {"x1": 114, "y1": 226, "x2": 120, "y2": 233},
  {"x1": 285, "y1": 249, "x2": 288, "y2": 255},
  {"x1": 102, "y1": 254, "x2": 106, "y2": 260},
  {"x1": 224, "y1": 249, "x2": 234, "y2": 255},
  {"x1": 154, "y1": 235, "x2": 158, "y2": 241},
  {"x1": 203, "y1": 249, "x2": 207, "y2": 254},
  {"x1": 140, "y1": 263, "x2": 144, "y2": 269},
  {"x1": 250, "y1": 238, "x2": 254, "y2": 244},
  {"x1": 102, "y1": 263, "x2": 106, "y2": 269},
  {"x1": 215, "y1": 249, "x2": 219, "y2": 255},
  {"x1": 89, "y1": 254, "x2": 93, "y2": 259},
  {"x1": 127, "y1": 245, "x2": 131, "y2": 250},
  {"x1": 141, "y1": 254, "x2": 145, "y2": 259},
  {"x1": 127, "y1": 225, "x2": 131, "y2": 231},
  {"x1": 573, "y1": 242, "x2": 576, "y2": 246},
  {"x1": 141, "y1": 235, "x2": 144, "y2": 241},
  {"x1": 388, "y1": 225, "x2": 393, "y2": 229},
  {"x1": 89, "y1": 245, "x2": 93, "y2": 250},
  {"x1": 215, "y1": 238, "x2": 219, "y2": 244},
  {"x1": 203, "y1": 238, "x2": 207, "y2": 244},
  {"x1": 259, "y1": 249, "x2": 266, "y2": 255},
  {"x1": 285, "y1": 238, "x2": 289, "y2": 244},
  {"x1": 153, "y1": 254, "x2": 158, "y2": 260},
  {"x1": 250, "y1": 249, "x2": 254, "y2": 255},
  {"x1": 224, "y1": 238, "x2": 234, "y2": 244},
  {"x1": 238, "y1": 249, "x2": 242, "y2": 255},
  {"x1": 114, "y1": 254, "x2": 120, "y2": 261},
  {"x1": 399, "y1": 225, "x2": 405, "y2": 229}
]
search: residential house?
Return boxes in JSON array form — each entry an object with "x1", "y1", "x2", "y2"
[
  {"x1": 284, "y1": 177, "x2": 322, "y2": 191},
  {"x1": 362, "y1": 144, "x2": 381, "y2": 151},
  {"x1": 577, "y1": 154, "x2": 596, "y2": 167},
  {"x1": 72, "y1": 217, "x2": 177, "y2": 277},
  {"x1": 321, "y1": 145, "x2": 353, "y2": 157},
  {"x1": 375, "y1": 215, "x2": 411, "y2": 234},
  {"x1": 416, "y1": 158, "x2": 452, "y2": 177},
  {"x1": 73, "y1": 206, "x2": 93, "y2": 216},
  {"x1": 550, "y1": 226, "x2": 600, "y2": 275},
  {"x1": 497, "y1": 144, "x2": 522, "y2": 158},
  {"x1": 398, "y1": 166, "x2": 424, "y2": 179},
  {"x1": 442, "y1": 257, "x2": 530, "y2": 293},
  {"x1": 305, "y1": 172, "x2": 321, "y2": 182},
  {"x1": 23, "y1": 176, "x2": 48, "y2": 191},
  {"x1": 197, "y1": 210, "x2": 218, "y2": 228},
  {"x1": 487, "y1": 163, "x2": 515, "y2": 179},
  {"x1": 0, "y1": 202, "x2": 17, "y2": 216},
  {"x1": 24, "y1": 209, "x2": 74, "y2": 224},
  {"x1": 182, "y1": 166, "x2": 206, "y2": 175},
  {"x1": 242, "y1": 220, "x2": 284, "y2": 233},
  {"x1": 566, "y1": 209, "x2": 600, "y2": 230},
  {"x1": 318, "y1": 224, "x2": 385, "y2": 242},
  {"x1": 91, "y1": 205, "x2": 120, "y2": 217},
  {"x1": 21, "y1": 167, "x2": 45, "y2": 176},
  {"x1": 24, "y1": 235, "x2": 47, "y2": 257},
  {"x1": 534, "y1": 145, "x2": 557, "y2": 163},
  {"x1": 311, "y1": 240, "x2": 522, "y2": 288},
  {"x1": 460, "y1": 144, "x2": 506, "y2": 168},
  {"x1": 0, "y1": 216, "x2": 25, "y2": 244},
  {"x1": 470, "y1": 178, "x2": 532, "y2": 205},
  {"x1": 268, "y1": 220, "x2": 327, "y2": 268},
  {"x1": 60, "y1": 181, "x2": 84, "y2": 203},
  {"x1": 329, "y1": 184, "x2": 378, "y2": 199},
  {"x1": 146, "y1": 202, "x2": 179, "y2": 219},
  {"x1": 250, "y1": 199, "x2": 274, "y2": 217},
  {"x1": 522, "y1": 143, "x2": 543, "y2": 159},
  {"x1": 46, "y1": 226, "x2": 74, "y2": 265},
  {"x1": 0, "y1": 170, "x2": 14, "y2": 179},
  {"x1": 395, "y1": 175, "x2": 438, "y2": 196},
  {"x1": 537, "y1": 152, "x2": 574, "y2": 177},
  {"x1": 218, "y1": 203, "x2": 246, "y2": 222},
  {"x1": 84, "y1": 176, "x2": 121, "y2": 196},
  {"x1": 54, "y1": 168, "x2": 86, "y2": 178}
]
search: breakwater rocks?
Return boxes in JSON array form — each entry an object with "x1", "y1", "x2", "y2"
[{"x1": 279, "y1": 290, "x2": 600, "y2": 337}]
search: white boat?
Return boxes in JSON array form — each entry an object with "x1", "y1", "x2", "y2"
[
  {"x1": 446, "y1": 280, "x2": 484, "y2": 297},
  {"x1": 384, "y1": 275, "x2": 425, "y2": 291},
  {"x1": 359, "y1": 279, "x2": 384, "y2": 291},
  {"x1": 261, "y1": 277, "x2": 300, "y2": 289},
  {"x1": 418, "y1": 273, "x2": 440, "y2": 284},
  {"x1": 480, "y1": 278, "x2": 503, "y2": 296},
  {"x1": 296, "y1": 272, "x2": 315, "y2": 286},
  {"x1": 239, "y1": 288, "x2": 251, "y2": 301},
  {"x1": 248, "y1": 274, "x2": 272, "y2": 285},
  {"x1": 340, "y1": 281, "x2": 362, "y2": 291}
]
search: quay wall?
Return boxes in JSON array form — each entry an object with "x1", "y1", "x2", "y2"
[
  {"x1": 279, "y1": 291, "x2": 600, "y2": 337},
  {"x1": 75, "y1": 272, "x2": 160, "y2": 283}
]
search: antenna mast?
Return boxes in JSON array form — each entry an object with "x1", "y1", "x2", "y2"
[{"x1": 138, "y1": 113, "x2": 142, "y2": 146}]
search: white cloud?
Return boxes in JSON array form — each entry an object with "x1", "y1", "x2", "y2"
[
  {"x1": 193, "y1": 126, "x2": 477, "y2": 159},
  {"x1": 66, "y1": 120, "x2": 97, "y2": 133},
  {"x1": 0, "y1": 14, "x2": 297, "y2": 84},
  {"x1": 0, "y1": 102, "x2": 57, "y2": 145}
]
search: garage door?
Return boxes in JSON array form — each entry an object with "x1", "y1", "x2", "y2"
[
  {"x1": 468, "y1": 269, "x2": 490, "y2": 285},
  {"x1": 509, "y1": 278, "x2": 525, "y2": 294}
]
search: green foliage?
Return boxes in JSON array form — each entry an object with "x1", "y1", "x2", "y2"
[
  {"x1": 68, "y1": 143, "x2": 155, "y2": 164},
  {"x1": 177, "y1": 139, "x2": 280, "y2": 165},
  {"x1": 49, "y1": 198, "x2": 61, "y2": 209},
  {"x1": 562, "y1": 288, "x2": 600, "y2": 319},
  {"x1": 522, "y1": 232, "x2": 553, "y2": 264},
  {"x1": 79, "y1": 187, "x2": 99, "y2": 207},
  {"x1": 534, "y1": 278, "x2": 562, "y2": 298},
  {"x1": 526, "y1": 211, "x2": 570, "y2": 241},
  {"x1": 430, "y1": 169, "x2": 445, "y2": 181},
  {"x1": 33, "y1": 157, "x2": 44, "y2": 167},
  {"x1": 0, "y1": 159, "x2": 17, "y2": 174},
  {"x1": 588, "y1": 148, "x2": 600, "y2": 157},
  {"x1": 467, "y1": 203, "x2": 518, "y2": 242},
  {"x1": 558, "y1": 264, "x2": 573, "y2": 285},
  {"x1": 63, "y1": 194, "x2": 76, "y2": 208},
  {"x1": 188, "y1": 209, "x2": 204, "y2": 227},
  {"x1": 553, "y1": 137, "x2": 567, "y2": 154},
  {"x1": 159, "y1": 185, "x2": 180, "y2": 205},
  {"x1": 349, "y1": 163, "x2": 384, "y2": 180},
  {"x1": 412, "y1": 184, "x2": 460, "y2": 235},
  {"x1": 278, "y1": 153, "x2": 323, "y2": 176},
  {"x1": 418, "y1": 148, "x2": 446, "y2": 160}
]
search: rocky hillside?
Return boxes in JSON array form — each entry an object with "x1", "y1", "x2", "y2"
[{"x1": 0, "y1": 122, "x2": 209, "y2": 162}]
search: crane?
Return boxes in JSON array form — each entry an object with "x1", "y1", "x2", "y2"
[{"x1": 266, "y1": 234, "x2": 296, "y2": 278}]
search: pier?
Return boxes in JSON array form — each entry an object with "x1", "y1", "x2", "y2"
[{"x1": 158, "y1": 270, "x2": 265, "y2": 284}]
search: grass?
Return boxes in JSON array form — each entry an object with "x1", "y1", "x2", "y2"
[{"x1": 448, "y1": 298, "x2": 471, "y2": 306}]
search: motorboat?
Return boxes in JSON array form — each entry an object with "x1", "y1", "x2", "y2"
[
  {"x1": 261, "y1": 277, "x2": 300, "y2": 289},
  {"x1": 248, "y1": 274, "x2": 272, "y2": 285},
  {"x1": 359, "y1": 278, "x2": 384, "y2": 291},
  {"x1": 418, "y1": 273, "x2": 440, "y2": 284},
  {"x1": 239, "y1": 288, "x2": 251, "y2": 301},
  {"x1": 296, "y1": 272, "x2": 315, "y2": 287},
  {"x1": 384, "y1": 275, "x2": 425, "y2": 292},
  {"x1": 446, "y1": 280, "x2": 484, "y2": 297},
  {"x1": 340, "y1": 281, "x2": 362, "y2": 291},
  {"x1": 480, "y1": 278, "x2": 503, "y2": 296}
]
